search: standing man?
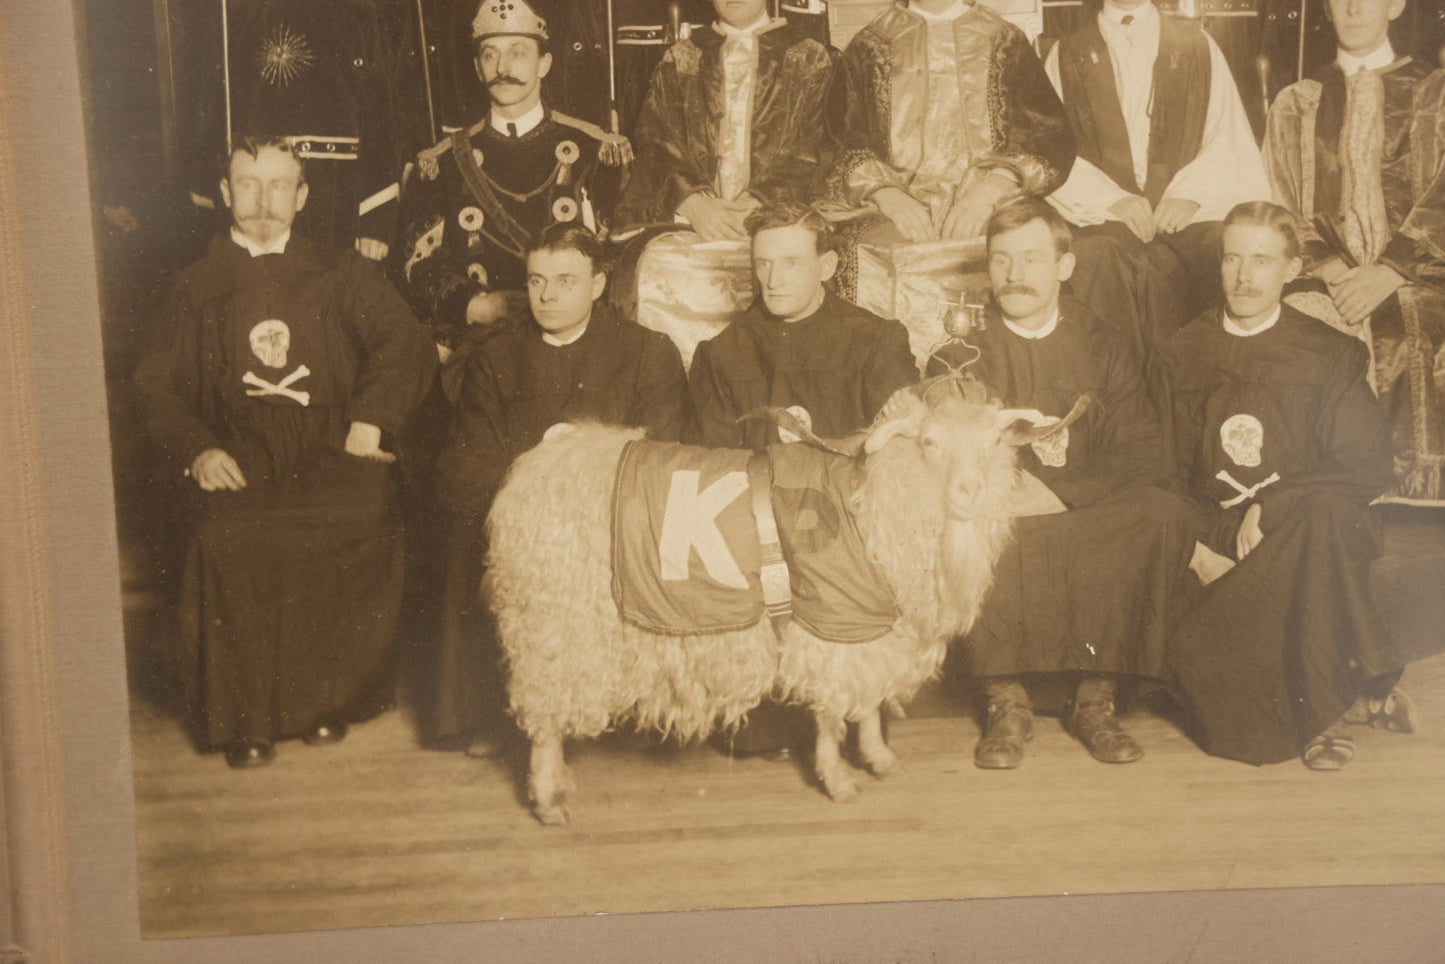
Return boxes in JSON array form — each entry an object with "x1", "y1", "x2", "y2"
[
  {"x1": 613, "y1": 0, "x2": 836, "y2": 237},
  {"x1": 1161, "y1": 201, "x2": 1423, "y2": 769},
  {"x1": 1262, "y1": 0, "x2": 1445, "y2": 502},
  {"x1": 430, "y1": 223, "x2": 689, "y2": 752},
  {"x1": 397, "y1": 0, "x2": 631, "y2": 350},
  {"x1": 928, "y1": 199, "x2": 1197, "y2": 768},
  {"x1": 1044, "y1": 0, "x2": 1270, "y2": 353},
  {"x1": 823, "y1": 0, "x2": 1075, "y2": 246},
  {"x1": 135, "y1": 136, "x2": 438, "y2": 768}
]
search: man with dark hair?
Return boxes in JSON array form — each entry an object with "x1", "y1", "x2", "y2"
[
  {"x1": 429, "y1": 223, "x2": 689, "y2": 752},
  {"x1": 687, "y1": 202, "x2": 918, "y2": 449},
  {"x1": 1044, "y1": 0, "x2": 1269, "y2": 353},
  {"x1": 135, "y1": 137, "x2": 438, "y2": 768},
  {"x1": 1161, "y1": 200, "x2": 1426, "y2": 770},
  {"x1": 396, "y1": 0, "x2": 632, "y2": 351},
  {"x1": 928, "y1": 198, "x2": 1197, "y2": 768}
]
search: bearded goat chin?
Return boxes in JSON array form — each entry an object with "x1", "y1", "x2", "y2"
[{"x1": 936, "y1": 514, "x2": 1012, "y2": 638}]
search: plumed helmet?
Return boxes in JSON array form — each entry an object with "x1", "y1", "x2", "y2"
[{"x1": 472, "y1": 0, "x2": 549, "y2": 42}]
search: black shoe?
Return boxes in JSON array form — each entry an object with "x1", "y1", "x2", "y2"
[
  {"x1": 302, "y1": 721, "x2": 348, "y2": 746},
  {"x1": 1069, "y1": 700, "x2": 1143, "y2": 764},
  {"x1": 974, "y1": 700, "x2": 1033, "y2": 769},
  {"x1": 224, "y1": 739, "x2": 275, "y2": 769}
]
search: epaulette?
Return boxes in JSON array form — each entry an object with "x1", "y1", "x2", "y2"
[{"x1": 551, "y1": 111, "x2": 635, "y2": 167}]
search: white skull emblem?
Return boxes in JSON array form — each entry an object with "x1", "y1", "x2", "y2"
[
  {"x1": 1030, "y1": 425, "x2": 1069, "y2": 468},
  {"x1": 1220, "y1": 413, "x2": 1264, "y2": 467},
  {"x1": 249, "y1": 319, "x2": 291, "y2": 369}
]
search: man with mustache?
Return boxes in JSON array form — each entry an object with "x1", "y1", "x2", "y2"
[
  {"x1": 1161, "y1": 201, "x2": 1429, "y2": 770},
  {"x1": 1262, "y1": 0, "x2": 1445, "y2": 504},
  {"x1": 925, "y1": 199, "x2": 1197, "y2": 768},
  {"x1": 134, "y1": 136, "x2": 438, "y2": 768},
  {"x1": 396, "y1": 0, "x2": 630, "y2": 353}
]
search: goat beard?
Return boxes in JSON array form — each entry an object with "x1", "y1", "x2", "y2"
[{"x1": 935, "y1": 515, "x2": 1007, "y2": 637}]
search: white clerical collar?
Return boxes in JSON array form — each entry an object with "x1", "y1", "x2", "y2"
[
  {"x1": 1002, "y1": 307, "x2": 1060, "y2": 340},
  {"x1": 540, "y1": 319, "x2": 589, "y2": 347},
  {"x1": 490, "y1": 99, "x2": 546, "y2": 138},
  {"x1": 230, "y1": 226, "x2": 290, "y2": 257},
  {"x1": 716, "y1": 12, "x2": 772, "y2": 36},
  {"x1": 1099, "y1": 0, "x2": 1158, "y2": 30},
  {"x1": 1222, "y1": 304, "x2": 1281, "y2": 337},
  {"x1": 910, "y1": 0, "x2": 970, "y2": 23},
  {"x1": 1337, "y1": 40, "x2": 1396, "y2": 74}
]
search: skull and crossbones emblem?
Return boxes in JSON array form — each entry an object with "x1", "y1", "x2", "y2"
[
  {"x1": 244, "y1": 319, "x2": 310, "y2": 405},
  {"x1": 1220, "y1": 414, "x2": 1264, "y2": 467}
]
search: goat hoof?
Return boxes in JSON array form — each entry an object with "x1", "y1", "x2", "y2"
[
  {"x1": 866, "y1": 755, "x2": 903, "y2": 779},
  {"x1": 533, "y1": 802, "x2": 570, "y2": 827},
  {"x1": 823, "y1": 775, "x2": 860, "y2": 802}
]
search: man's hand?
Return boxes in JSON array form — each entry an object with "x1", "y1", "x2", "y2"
[
  {"x1": 466, "y1": 290, "x2": 513, "y2": 326},
  {"x1": 1109, "y1": 194, "x2": 1156, "y2": 243},
  {"x1": 872, "y1": 187, "x2": 935, "y2": 243},
  {"x1": 1152, "y1": 198, "x2": 1200, "y2": 235},
  {"x1": 1190, "y1": 540, "x2": 1236, "y2": 586},
  {"x1": 1235, "y1": 502, "x2": 1264, "y2": 561},
  {"x1": 345, "y1": 421, "x2": 397, "y2": 463},
  {"x1": 1310, "y1": 257, "x2": 1351, "y2": 285},
  {"x1": 677, "y1": 194, "x2": 754, "y2": 242},
  {"x1": 1330, "y1": 263, "x2": 1406, "y2": 328},
  {"x1": 942, "y1": 174, "x2": 1017, "y2": 240},
  {"x1": 190, "y1": 448, "x2": 247, "y2": 492},
  {"x1": 354, "y1": 237, "x2": 390, "y2": 261}
]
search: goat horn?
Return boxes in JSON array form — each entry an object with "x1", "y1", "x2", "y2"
[
  {"x1": 736, "y1": 407, "x2": 852, "y2": 456},
  {"x1": 1000, "y1": 394, "x2": 1094, "y2": 447}
]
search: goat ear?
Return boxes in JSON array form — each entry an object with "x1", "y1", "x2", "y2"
[
  {"x1": 863, "y1": 412, "x2": 923, "y2": 454},
  {"x1": 999, "y1": 395, "x2": 1094, "y2": 447}
]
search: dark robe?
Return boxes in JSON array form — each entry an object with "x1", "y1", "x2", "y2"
[
  {"x1": 686, "y1": 290, "x2": 918, "y2": 450},
  {"x1": 422, "y1": 304, "x2": 688, "y2": 746},
  {"x1": 1161, "y1": 303, "x2": 1405, "y2": 764},
  {"x1": 396, "y1": 109, "x2": 629, "y2": 345},
  {"x1": 613, "y1": 20, "x2": 835, "y2": 228},
  {"x1": 134, "y1": 233, "x2": 438, "y2": 748},
  {"x1": 932, "y1": 297, "x2": 1197, "y2": 683},
  {"x1": 1264, "y1": 59, "x2": 1445, "y2": 502}
]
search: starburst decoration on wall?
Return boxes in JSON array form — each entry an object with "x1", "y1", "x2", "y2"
[{"x1": 258, "y1": 25, "x2": 314, "y2": 87}]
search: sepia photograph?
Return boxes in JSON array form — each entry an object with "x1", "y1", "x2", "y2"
[{"x1": 11, "y1": 0, "x2": 1445, "y2": 958}]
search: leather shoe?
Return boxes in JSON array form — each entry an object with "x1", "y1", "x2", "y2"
[
  {"x1": 1069, "y1": 700, "x2": 1143, "y2": 764},
  {"x1": 974, "y1": 701, "x2": 1033, "y2": 769},
  {"x1": 224, "y1": 739, "x2": 275, "y2": 769},
  {"x1": 302, "y1": 721, "x2": 348, "y2": 746}
]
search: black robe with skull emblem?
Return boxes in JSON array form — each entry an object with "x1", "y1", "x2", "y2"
[
  {"x1": 1159, "y1": 303, "x2": 1416, "y2": 764},
  {"x1": 135, "y1": 233, "x2": 438, "y2": 748},
  {"x1": 932, "y1": 296, "x2": 1197, "y2": 691}
]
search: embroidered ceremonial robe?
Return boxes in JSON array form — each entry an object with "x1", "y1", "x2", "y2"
[
  {"x1": 932, "y1": 297, "x2": 1197, "y2": 682},
  {"x1": 396, "y1": 110, "x2": 628, "y2": 345},
  {"x1": 1264, "y1": 60, "x2": 1445, "y2": 502},
  {"x1": 1046, "y1": 9, "x2": 1270, "y2": 351},
  {"x1": 686, "y1": 290, "x2": 918, "y2": 450},
  {"x1": 134, "y1": 234, "x2": 438, "y2": 748},
  {"x1": 614, "y1": 20, "x2": 835, "y2": 227},
  {"x1": 823, "y1": 2, "x2": 1074, "y2": 226},
  {"x1": 1160, "y1": 303, "x2": 1406, "y2": 764}
]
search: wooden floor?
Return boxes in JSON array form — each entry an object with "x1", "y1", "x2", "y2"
[{"x1": 130, "y1": 648, "x2": 1445, "y2": 939}]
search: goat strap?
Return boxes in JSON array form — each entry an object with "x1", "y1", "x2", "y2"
[{"x1": 748, "y1": 453, "x2": 793, "y2": 635}]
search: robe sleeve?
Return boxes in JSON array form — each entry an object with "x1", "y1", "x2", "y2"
[
  {"x1": 1042, "y1": 43, "x2": 1134, "y2": 226},
  {"x1": 976, "y1": 26, "x2": 1075, "y2": 197},
  {"x1": 1154, "y1": 342, "x2": 1219, "y2": 538},
  {"x1": 616, "y1": 44, "x2": 714, "y2": 226},
  {"x1": 746, "y1": 41, "x2": 835, "y2": 206},
  {"x1": 823, "y1": 31, "x2": 914, "y2": 207},
  {"x1": 685, "y1": 337, "x2": 746, "y2": 448},
  {"x1": 133, "y1": 278, "x2": 224, "y2": 475},
  {"x1": 1160, "y1": 34, "x2": 1271, "y2": 223},
  {"x1": 1379, "y1": 70, "x2": 1445, "y2": 287},
  {"x1": 435, "y1": 349, "x2": 512, "y2": 520},
  {"x1": 862, "y1": 320, "x2": 921, "y2": 419},
  {"x1": 1256, "y1": 337, "x2": 1393, "y2": 526},
  {"x1": 1262, "y1": 81, "x2": 1334, "y2": 267},
  {"x1": 395, "y1": 165, "x2": 487, "y2": 342},
  {"x1": 633, "y1": 332, "x2": 691, "y2": 443},
  {"x1": 338, "y1": 255, "x2": 439, "y2": 435}
]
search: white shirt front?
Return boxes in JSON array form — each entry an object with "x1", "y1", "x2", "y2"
[
  {"x1": 1222, "y1": 304, "x2": 1281, "y2": 337},
  {"x1": 231, "y1": 226, "x2": 290, "y2": 257},
  {"x1": 490, "y1": 99, "x2": 546, "y2": 138},
  {"x1": 1337, "y1": 40, "x2": 1397, "y2": 74}
]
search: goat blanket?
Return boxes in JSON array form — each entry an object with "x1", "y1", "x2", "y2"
[{"x1": 612, "y1": 440, "x2": 897, "y2": 642}]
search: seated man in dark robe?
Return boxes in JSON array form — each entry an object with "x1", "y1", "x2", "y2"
[
  {"x1": 396, "y1": 0, "x2": 631, "y2": 353},
  {"x1": 613, "y1": 0, "x2": 834, "y2": 238},
  {"x1": 1044, "y1": 0, "x2": 1269, "y2": 356},
  {"x1": 686, "y1": 201, "x2": 917, "y2": 757},
  {"x1": 134, "y1": 136, "x2": 438, "y2": 768},
  {"x1": 432, "y1": 223, "x2": 689, "y2": 752},
  {"x1": 1161, "y1": 201, "x2": 1427, "y2": 770},
  {"x1": 927, "y1": 199, "x2": 1198, "y2": 768},
  {"x1": 1263, "y1": 0, "x2": 1445, "y2": 504}
]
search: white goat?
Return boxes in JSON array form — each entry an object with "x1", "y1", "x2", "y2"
[{"x1": 484, "y1": 383, "x2": 1073, "y2": 825}]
